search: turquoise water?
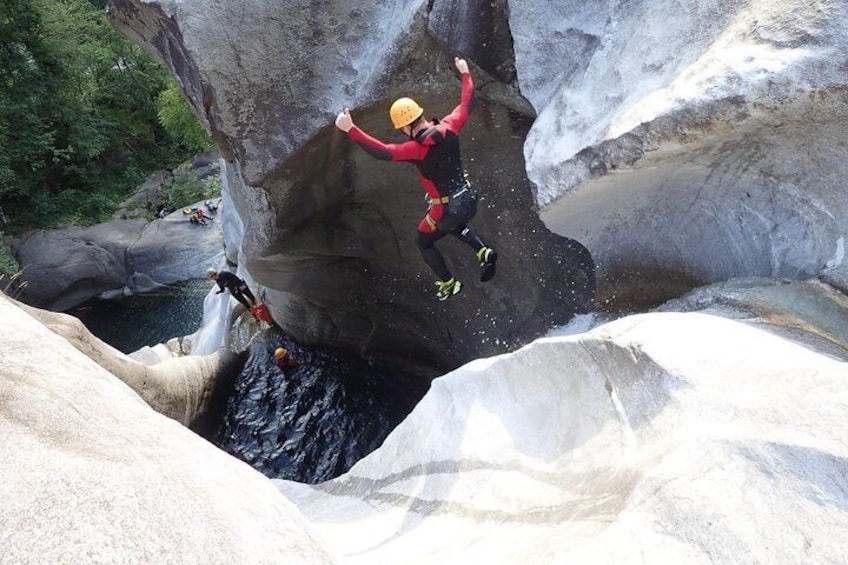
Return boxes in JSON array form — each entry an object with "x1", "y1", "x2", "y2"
[{"x1": 68, "y1": 280, "x2": 210, "y2": 353}]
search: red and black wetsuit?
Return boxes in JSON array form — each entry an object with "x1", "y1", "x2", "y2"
[
  {"x1": 346, "y1": 71, "x2": 489, "y2": 281},
  {"x1": 275, "y1": 356, "x2": 300, "y2": 370}
]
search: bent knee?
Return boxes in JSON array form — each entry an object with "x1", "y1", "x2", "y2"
[{"x1": 416, "y1": 230, "x2": 436, "y2": 250}]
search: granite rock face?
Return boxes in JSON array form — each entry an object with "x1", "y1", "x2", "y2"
[
  {"x1": 510, "y1": 0, "x2": 848, "y2": 308},
  {"x1": 8, "y1": 295, "x2": 241, "y2": 436},
  {"x1": 107, "y1": 0, "x2": 595, "y2": 376}
]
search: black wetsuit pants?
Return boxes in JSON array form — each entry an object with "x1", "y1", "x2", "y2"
[
  {"x1": 416, "y1": 189, "x2": 487, "y2": 281},
  {"x1": 230, "y1": 284, "x2": 256, "y2": 310}
]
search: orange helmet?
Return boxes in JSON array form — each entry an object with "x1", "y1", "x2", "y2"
[
  {"x1": 274, "y1": 347, "x2": 287, "y2": 359},
  {"x1": 389, "y1": 97, "x2": 424, "y2": 129}
]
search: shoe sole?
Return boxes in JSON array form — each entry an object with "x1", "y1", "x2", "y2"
[{"x1": 480, "y1": 250, "x2": 498, "y2": 282}]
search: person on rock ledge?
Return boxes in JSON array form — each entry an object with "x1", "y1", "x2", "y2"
[
  {"x1": 334, "y1": 56, "x2": 498, "y2": 301},
  {"x1": 207, "y1": 268, "x2": 256, "y2": 310},
  {"x1": 190, "y1": 208, "x2": 213, "y2": 225}
]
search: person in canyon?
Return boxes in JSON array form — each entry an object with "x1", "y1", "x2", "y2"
[
  {"x1": 204, "y1": 199, "x2": 219, "y2": 215},
  {"x1": 190, "y1": 207, "x2": 213, "y2": 225},
  {"x1": 207, "y1": 268, "x2": 257, "y2": 310},
  {"x1": 273, "y1": 347, "x2": 300, "y2": 371},
  {"x1": 334, "y1": 56, "x2": 497, "y2": 301}
]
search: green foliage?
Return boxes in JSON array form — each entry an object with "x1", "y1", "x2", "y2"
[
  {"x1": 159, "y1": 168, "x2": 221, "y2": 211},
  {"x1": 158, "y1": 82, "x2": 215, "y2": 154},
  {"x1": 0, "y1": 0, "x2": 214, "y2": 231},
  {"x1": 0, "y1": 232, "x2": 20, "y2": 276}
]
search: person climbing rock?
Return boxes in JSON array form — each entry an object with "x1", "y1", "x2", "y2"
[
  {"x1": 207, "y1": 268, "x2": 256, "y2": 310},
  {"x1": 273, "y1": 347, "x2": 300, "y2": 370},
  {"x1": 334, "y1": 56, "x2": 498, "y2": 301}
]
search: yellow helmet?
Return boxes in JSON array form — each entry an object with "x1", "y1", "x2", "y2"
[
  {"x1": 390, "y1": 97, "x2": 424, "y2": 129},
  {"x1": 274, "y1": 347, "x2": 287, "y2": 359}
]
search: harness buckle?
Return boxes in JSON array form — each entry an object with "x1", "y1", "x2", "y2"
[{"x1": 426, "y1": 185, "x2": 469, "y2": 206}]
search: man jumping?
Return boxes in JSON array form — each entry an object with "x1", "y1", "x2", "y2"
[{"x1": 334, "y1": 57, "x2": 497, "y2": 301}]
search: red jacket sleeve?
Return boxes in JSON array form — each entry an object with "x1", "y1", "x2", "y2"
[
  {"x1": 440, "y1": 72, "x2": 475, "y2": 133},
  {"x1": 347, "y1": 127, "x2": 424, "y2": 162}
]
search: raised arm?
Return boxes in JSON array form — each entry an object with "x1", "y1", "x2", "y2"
[
  {"x1": 441, "y1": 57, "x2": 476, "y2": 132},
  {"x1": 335, "y1": 108, "x2": 423, "y2": 161}
]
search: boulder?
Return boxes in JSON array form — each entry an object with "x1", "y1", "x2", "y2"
[
  {"x1": 129, "y1": 343, "x2": 175, "y2": 365},
  {"x1": 189, "y1": 150, "x2": 221, "y2": 181},
  {"x1": 11, "y1": 210, "x2": 224, "y2": 311},
  {"x1": 112, "y1": 152, "x2": 221, "y2": 220},
  {"x1": 113, "y1": 169, "x2": 172, "y2": 219}
]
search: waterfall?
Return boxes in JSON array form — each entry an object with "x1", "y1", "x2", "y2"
[
  {"x1": 190, "y1": 285, "x2": 232, "y2": 355},
  {"x1": 190, "y1": 158, "x2": 241, "y2": 356}
]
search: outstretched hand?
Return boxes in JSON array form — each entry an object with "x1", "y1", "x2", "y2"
[
  {"x1": 335, "y1": 108, "x2": 353, "y2": 132},
  {"x1": 454, "y1": 57, "x2": 469, "y2": 74}
]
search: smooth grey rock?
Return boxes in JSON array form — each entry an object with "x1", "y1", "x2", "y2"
[
  {"x1": 11, "y1": 210, "x2": 224, "y2": 311},
  {"x1": 276, "y1": 301, "x2": 848, "y2": 564},
  {"x1": 127, "y1": 209, "x2": 224, "y2": 286},
  {"x1": 10, "y1": 296, "x2": 241, "y2": 434},
  {"x1": 659, "y1": 275, "x2": 848, "y2": 360},
  {"x1": 0, "y1": 295, "x2": 336, "y2": 564},
  {"x1": 514, "y1": 0, "x2": 848, "y2": 307},
  {"x1": 12, "y1": 220, "x2": 144, "y2": 311}
]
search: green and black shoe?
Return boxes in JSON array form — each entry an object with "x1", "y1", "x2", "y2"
[
  {"x1": 435, "y1": 277, "x2": 462, "y2": 301},
  {"x1": 477, "y1": 247, "x2": 498, "y2": 282}
]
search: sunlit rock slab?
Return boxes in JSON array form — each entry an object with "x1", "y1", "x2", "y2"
[
  {"x1": 516, "y1": 0, "x2": 848, "y2": 303},
  {"x1": 276, "y1": 310, "x2": 848, "y2": 564},
  {"x1": 0, "y1": 297, "x2": 335, "y2": 564}
]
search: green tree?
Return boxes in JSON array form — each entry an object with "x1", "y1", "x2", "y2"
[
  {"x1": 158, "y1": 81, "x2": 215, "y2": 154},
  {"x1": 0, "y1": 0, "x2": 60, "y2": 204},
  {"x1": 0, "y1": 0, "x2": 213, "y2": 230},
  {"x1": 159, "y1": 169, "x2": 221, "y2": 211}
]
